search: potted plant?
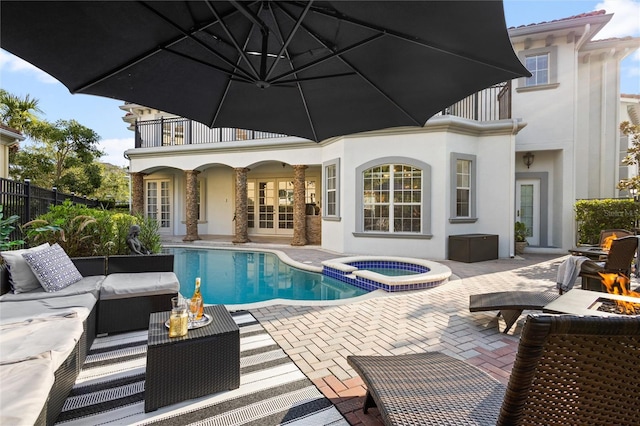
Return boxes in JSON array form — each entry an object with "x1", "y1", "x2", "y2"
[{"x1": 515, "y1": 221, "x2": 528, "y2": 255}]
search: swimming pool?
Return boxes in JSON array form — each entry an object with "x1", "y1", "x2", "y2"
[{"x1": 168, "y1": 247, "x2": 368, "y2": 305}]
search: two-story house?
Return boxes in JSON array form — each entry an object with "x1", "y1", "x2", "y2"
[{"x1": 123, "y1": 10, "x2": 639, "y2": 260}]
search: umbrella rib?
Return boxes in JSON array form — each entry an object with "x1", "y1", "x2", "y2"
[
  {"x1": 273, "y1": 72, "x2": 357, "y2": 85},
  {"x1": 291, "y1": 2, "x2": 527, "y2": 78},
  {"x1": 208, "y1": 0, "x2": 260, "y2": 80},
  {"x1": 276, "y1": 4, "x2": 421, "y2": 126},
  {"x1": 264, "y1": 0, "x2": 314, "y2": 82},
  {"x1": 139, "y1": 1, "x2": 257, "y2": 81},
  {"x1": 71, "y1": 1, "x2": 256, "y2": 93},
  {"x1": 163, "y1": 48, "x2": 254, "y2": 83},
  {"x1": 269, "y1": 33, "x2": 383, "y2": 84},
  {"x1": 268, "y1": 3, "x2": 319, "y2": 142},
  {"x1": 208, "y1": 2, "x2": 265, "y2": 128}
]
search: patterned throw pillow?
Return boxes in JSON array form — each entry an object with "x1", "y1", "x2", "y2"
[{"x1": 22, "y1": 243, "x2": 83, "y2": 292}]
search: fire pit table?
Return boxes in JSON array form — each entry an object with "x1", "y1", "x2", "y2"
[
  {"x1": 145, "y1": 305, "x2": 240, "y2": 412},
  {"x1": 543, "y1": 289, "x2": 640, "y2": 316}
]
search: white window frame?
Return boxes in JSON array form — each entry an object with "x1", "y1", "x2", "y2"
[
  {"x1": 517, "y1": 45, "x2": 559, "y2": 92},
  {"x1": 354, "y1": 157, "x2": 432, "y2": 239},
  {"x1": 323, "y1": 158, "x2": 340, "y2": 220},
  {"x1": 449, "y1": 153, "x2": 477, "y2": 223}
]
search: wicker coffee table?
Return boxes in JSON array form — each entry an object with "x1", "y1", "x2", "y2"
[{"x1": 144, "y1": 305, "x2": 240, "y2": 412}]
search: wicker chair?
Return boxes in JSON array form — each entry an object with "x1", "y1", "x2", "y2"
[
  {"x1": 579, "y1": 235, "x2": 638, "y2": 292},
  {"x1": 348, "y1": 314, "x2": 640, "y2": 426},
  {"x1": 598, "y1": 228, "x2": 633, "y2": 246}
]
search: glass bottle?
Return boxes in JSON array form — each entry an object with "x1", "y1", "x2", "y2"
[{"x1": 190, "y1": 277, "x2": 204, "y2": 320}]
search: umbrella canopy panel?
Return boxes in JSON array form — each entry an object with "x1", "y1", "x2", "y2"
[{"x1": 1, "y1": 1, "x2": 530, "y2": 142}]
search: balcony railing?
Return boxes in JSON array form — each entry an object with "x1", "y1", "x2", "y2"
[
  {"x1": 134, "y1": 82, "x2": 511, "y2": 148},
  {"x1": 135, "y1": 120, "x2": 287, "y2": 148},
  {"x1": 436, "y1": 81, "x2": 511, "y2": 121}
]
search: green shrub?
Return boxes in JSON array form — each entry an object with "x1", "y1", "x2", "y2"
[
  {"x1": 0, "y1": 205, "x2": 24, "y2": 251},
  {"x1": 22, "y1": 201, "x2": 163, "y2": 256},
  {"x1": 136, "y1": 214, "x2": 162, "y2": 254},
  {"x1": 575, "y1": 199, "x2": 640, "y2": 244}
]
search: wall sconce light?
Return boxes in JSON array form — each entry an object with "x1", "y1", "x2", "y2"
[{"x1": 523, "y1": 152, "x2": 534, "y2": 169}]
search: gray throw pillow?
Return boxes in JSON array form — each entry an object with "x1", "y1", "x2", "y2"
[
  {"x1": 22, "y1": 243, "x2": 83, "y2": 292},
  {"x1": 1, "y1": 243, "x2": 50, "y2": 293}
]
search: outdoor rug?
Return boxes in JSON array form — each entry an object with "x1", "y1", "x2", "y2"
[{"x1": 55, "y1": 311, "x2": 347, "y2": 425}]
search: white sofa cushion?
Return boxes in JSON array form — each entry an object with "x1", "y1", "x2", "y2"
[
  {"x1": 0, "y1": 275, "x2": 105, "y2": 302},
  {"x1": 0, "y1": 355, "x2": 55, "y2": 426},
  {"x1": 100, "y1": 272, "x2": 179, "y2": 300},
  {"x1": 0, "y1": 313, "x2": 83, "y2": 371},
  {"x1": 0, "y1": 294, "x2": 95, "y2": 325},
  {"x1": 0, "y1": 243, "x2": 50, "y2": 293}
]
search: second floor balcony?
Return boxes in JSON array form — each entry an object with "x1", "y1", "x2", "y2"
[{"x1": 134, "y1": 81, "x2": 511, "y2": 149}]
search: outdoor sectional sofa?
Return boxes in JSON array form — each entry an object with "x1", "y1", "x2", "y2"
[{"x1": 0, "y1": 252, "x2": 179, "y2": 425}]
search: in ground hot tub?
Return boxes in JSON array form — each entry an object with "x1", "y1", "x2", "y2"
[{"x1": 322, "y1": 256, "x2": 452, "y2": 292}]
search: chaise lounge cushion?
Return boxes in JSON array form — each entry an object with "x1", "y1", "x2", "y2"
[
  {"x1": 22, "y1": 243, "x2": 83, "y2": 292},
  {"x1": 0, "y1": 243, "x2": 50, "y2": 293},
  {"x1": 0, "y1": 275, "x2": 105, "y2": 302},
  {"x1": 100, "y1": 272, "x2": 180, "y2": 300}
]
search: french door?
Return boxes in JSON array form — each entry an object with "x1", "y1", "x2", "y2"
[
  {"x1": 146, "y1": 179, "x2": 172, "y2": 234},
  {"x1": 516, "y1": 179, "x2": 539, "y2": 246}
]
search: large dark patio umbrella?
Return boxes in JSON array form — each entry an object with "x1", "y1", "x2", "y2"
[{"x1": 1, "y1": 1, "x2": 529, "y2": 142}]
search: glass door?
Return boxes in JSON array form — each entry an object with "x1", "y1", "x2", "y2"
[
  {"x1": 257, "y1": 181, "x2": 275, "y2": 233},
  {"x1": 278, "y1": 181, "x2": 294, "y2": 231},
  {"x1": 516, "y1": 179, "x2": 539, "y2": 246},
  {"x1": 146, "y1": 179, "x2": 172, "y2": 234}
]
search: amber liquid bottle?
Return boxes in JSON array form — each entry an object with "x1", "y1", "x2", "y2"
[{"x1": 191, "y1": 277, "x2": 204, "y2": 320}]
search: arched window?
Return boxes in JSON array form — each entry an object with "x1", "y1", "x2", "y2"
[{"x1": 355, "y1": 158, "x2": 431, "y2": 237}]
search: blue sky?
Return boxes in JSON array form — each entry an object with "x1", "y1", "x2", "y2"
[{"x1": 1, "y1": 0, "x2": 639, "y2": 167}]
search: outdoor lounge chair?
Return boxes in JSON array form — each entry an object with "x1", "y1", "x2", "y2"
[
  {"x1": 598, "y1": 228, "x2": 633, "y2": 246},
  {"x1": 468, "y1": 291, "x2": 558, "y2": 333},
  {"x1": 348, "y1": 314, "x2": 640, "y2": 426},
  {"x1": 579, "y1": 235, "x2": 638, "y2": 292}
]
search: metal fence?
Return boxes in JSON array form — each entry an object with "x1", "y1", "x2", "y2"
[{"x1": 0, "y1": 178, "x2": 102, "y2": 242}]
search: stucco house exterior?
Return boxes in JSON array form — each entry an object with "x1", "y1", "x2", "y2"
[
  {"x1": 123, "y1": 10, "x2": 639, "y2": 260},
  {"x1": 0, "y1": 125, "x2": 24, "y2": 179}
]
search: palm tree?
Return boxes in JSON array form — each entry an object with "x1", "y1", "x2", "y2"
[{"x1": 0, "y1": 89, "x2": 43, "y2": 135}]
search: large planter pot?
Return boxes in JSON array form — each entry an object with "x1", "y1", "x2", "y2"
[{"x1": 515, "y1": 241, "x2": 528, "y2": 255}]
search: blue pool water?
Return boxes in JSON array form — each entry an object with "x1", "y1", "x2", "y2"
[
  {"x1": 364, "y1": 267, "x2": 421, "y2": 276},
  {"x1": 169, "y1": 247, "x2": 368, "y2": 305}
]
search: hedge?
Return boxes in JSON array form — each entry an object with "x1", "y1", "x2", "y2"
[{"x1": 575, "y1": 199, "x2": 639, "y2": 245}]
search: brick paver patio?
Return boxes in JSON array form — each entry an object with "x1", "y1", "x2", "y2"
[
  {"x1": 251, "y1": 252, "x2": 568, "y2": 424},
  {"x1": 164, "y1": 238, "x2": 616, "y2": 424}
]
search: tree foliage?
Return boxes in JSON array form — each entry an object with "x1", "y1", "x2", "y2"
[
  {"x1": 0, "y1": 89, "x2": 43, "y2": 135},
  {"x1": 92, "y1": 163, "x2": 131, "y2": 203},
  {"x1": 11, "y1": 119, "x2": 104, "y2": 195},
  {"x1": 617, "y1": 121, "x2": 640, "y2": 192},
  {"x1": 2, "y1": 90, "x2": 130, "y2": 202}
]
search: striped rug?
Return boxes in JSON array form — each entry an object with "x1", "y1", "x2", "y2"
[{"x1": 55, "y1": 311, "x2": 348, "y2": 426}]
